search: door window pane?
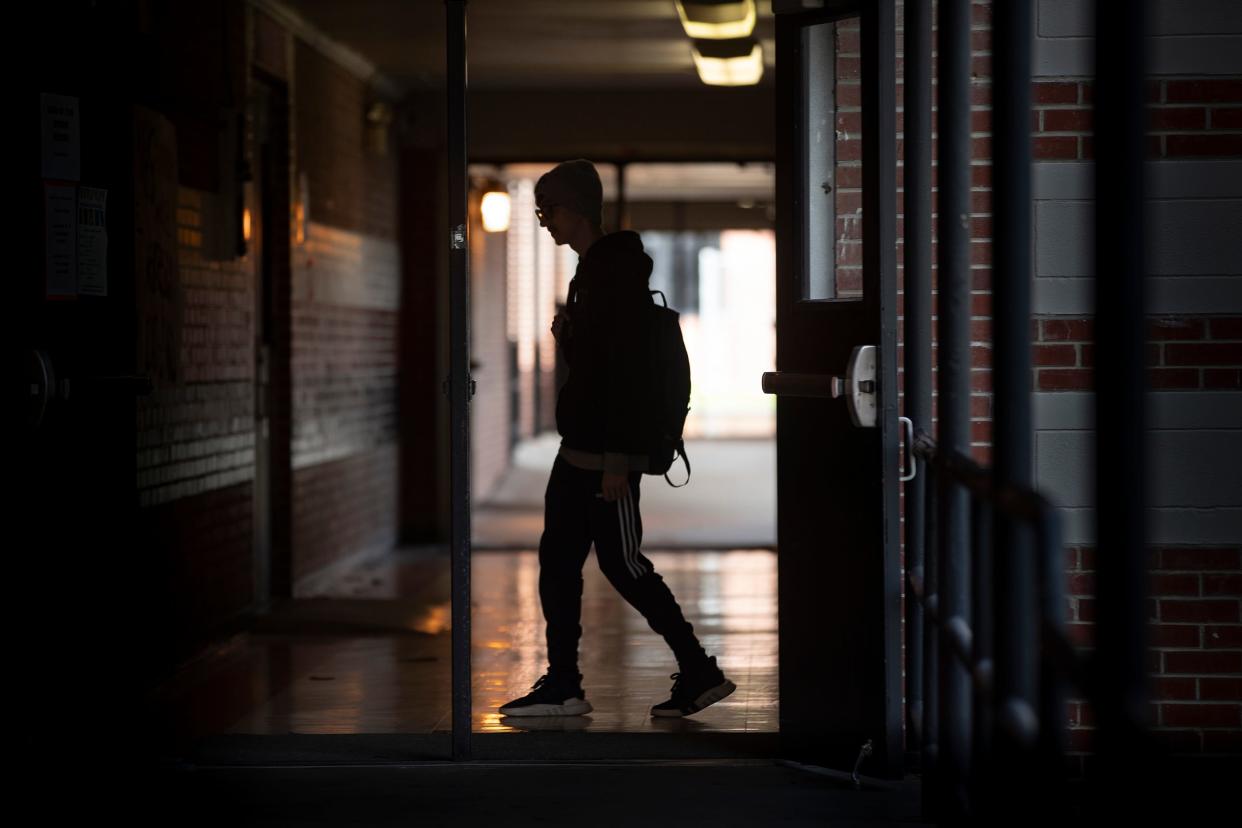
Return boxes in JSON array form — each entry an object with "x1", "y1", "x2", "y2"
[{"x1": 802, "y1": 17, "x2": 863, "y2": 301}]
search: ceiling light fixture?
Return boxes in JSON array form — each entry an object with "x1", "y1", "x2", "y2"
[
  {"x1": 691, "y1": 38, "x2": 764, "y2": 86},
  {"x1": 676, "y1": 0, "x2": 757, "y2": 40}
]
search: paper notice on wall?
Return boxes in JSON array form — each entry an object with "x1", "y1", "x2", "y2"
[
  {"x1": 77, "y1": 186, "x2": 108, "y2": 296},
  {"x1": 41, "y1": 93, "x2": 80, "y2": 182},
  {"x1": 45, "y1": 183, "x2": 77, "y2": 298}
]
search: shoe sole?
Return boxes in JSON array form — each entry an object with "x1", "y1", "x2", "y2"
[
  {"x1": 650, "y1": 679, "x2": 737, "y2": 718},
  {"x1": 498, "y1": 698, "x2": 593, "y2": 717}
]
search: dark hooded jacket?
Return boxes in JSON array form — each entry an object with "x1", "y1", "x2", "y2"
[{"x1": 556, "y1": 230, "x2": 654, "y2": 464}]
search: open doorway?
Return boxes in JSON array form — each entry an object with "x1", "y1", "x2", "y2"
[{"x1": 468, "y1": 162, "x2": 778, "y2": 738}]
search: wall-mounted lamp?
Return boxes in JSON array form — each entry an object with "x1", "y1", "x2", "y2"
[
  {"x1": 243, "y1": 206, "x2": 252, "y2": 243},
  {"x1": 481, "y1": 189, "x2": 511, "y2": 233},
  {"x1": 366, "y1": 101, "x2": 394, "y2": 156},
  {"x1": 676, "y1": 0, "x2": 756, "y2": 40},
  {"x1": 692, "y1": 38, "x2": 764, "y2": 86},
  {"x1": 295, "y1": 171, "x2": 309, "y2": 246}
]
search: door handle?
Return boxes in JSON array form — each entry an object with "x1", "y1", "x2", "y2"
[
  {"x1": 26, "y1": 349, "x2": 153, "y2": 431},
  {"x1": 760, "y1": 372, "x2": 836, "y2": 398},
  {"x1": 899, "y1": 416, "x2": 916, "y2": 482},
  {"x1": 762, "y1": 344, "x2": 878, "y2": 428}
]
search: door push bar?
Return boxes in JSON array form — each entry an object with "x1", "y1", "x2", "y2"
[{"x1": 762, "y1": 344, "x2": 878, "y2": 428}]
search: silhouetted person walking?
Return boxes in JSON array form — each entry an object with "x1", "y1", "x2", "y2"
[{"x1": 500, "y1": 160, "x2": 735, "y2": 719}]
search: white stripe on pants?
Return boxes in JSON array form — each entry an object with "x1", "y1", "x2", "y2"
[{"x1": 617, "y1": 493, "x2": 645, "y2": 578}]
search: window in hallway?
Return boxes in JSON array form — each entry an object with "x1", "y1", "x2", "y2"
[{"x1": 643, "y1": 227, "x2": 776, "y2": 439}]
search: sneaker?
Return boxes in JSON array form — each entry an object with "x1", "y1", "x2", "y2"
[
  {"x1": 498, "y1": 673, "x2": 593, "y2": 717},
  {"x1": 650, "y1": 656, "x2": 736, "y2": 718}
]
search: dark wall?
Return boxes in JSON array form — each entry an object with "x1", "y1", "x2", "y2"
[{"x1": 21, "y1": 0, "x2": 421, "y2": 689}]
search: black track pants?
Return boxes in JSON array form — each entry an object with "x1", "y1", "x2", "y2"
[{"x1": 539, "y1": 455, "x2": 707, "y2": 676}]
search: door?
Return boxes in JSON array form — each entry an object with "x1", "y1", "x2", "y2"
[
  {"x1": 250, "y1": 73, "x2": 294, "y2": 604},
  {"x1": 766, "y1": 0, "x2": 901, "y2": 774},
  {"x1": 20, "y1": 84, "x2": 153, "y2": 782}
]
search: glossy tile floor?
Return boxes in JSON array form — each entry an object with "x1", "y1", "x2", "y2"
[
  {"x1": 155, "y1": 547, "x2": 777, "y2": 747},
  {"x1": 474, "y1": 548, "x2": 778, "y2": 734}
]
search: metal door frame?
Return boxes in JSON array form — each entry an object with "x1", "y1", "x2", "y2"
[
  {"x1": 250, "y1": 69, "x2": 293, "y2": 611},
  {"x1": 446, "y1": 0, "x2": 473, "y2": 761}
]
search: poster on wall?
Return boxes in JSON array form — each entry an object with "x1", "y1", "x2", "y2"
[
  {"x1": 44, "y1": 183, "x2": 77, "y2": 298},
  {"x1": 41, "y1": 93, "x2": 80, "y2": 182},
  {"x1": 77, "y1": 186, "x2": 108, "y2": 297},
  {"x1": 133, "y1": 106, "x2": 183, "y2": 386}
]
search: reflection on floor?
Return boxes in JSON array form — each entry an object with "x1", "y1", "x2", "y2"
[
  {"x1": 474, "y1": 549, "x2": 777, "y2": 734},
  {"x1": 153, "y1": 548, "x2": 776, "y2": 748},
  {"x1": 149, "y1": 548, "x2": 453, "y2": 747}
]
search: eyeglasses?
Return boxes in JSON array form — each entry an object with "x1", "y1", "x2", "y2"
[{"x1": 534, "y1": 204, "x2": 558, "y2": 223}]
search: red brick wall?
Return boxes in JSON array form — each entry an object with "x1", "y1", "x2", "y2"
[
  {"x1": 139, "y1": 483, "x2": 255, "y2": 657},
  {"x1": 834, "y1": 20, "x2": 864, "y2": 299},
  {"x1": 294, "y1": 41, "x2": 397, "y2": 239},
  {"x1": 897, "y1": 1, "x2": 1242, "y2": 765},
  {"x1": 1026, "y1": 23, "x2": 1242, "y2": 762},
  {"x1": 1067, "y1": 546, "x2": 1242, "y2": 755},
  {"x1": 892, "y1": 1, "x2": 997, "y2": 467},
  {"x1": 135, "y1": 185, "x2": 257, "y2": 655},
  {"x1": 133, "y1": 18, "x2": 409, "y2": 646},
  {"x1": 290, "y1": 300, "x2": 400, "y2": 462},
  {"x1": 290, "y1": 43, "x2": 402, "y2": 588},
  {"x1": 1034, "y1": 317, "x2": 1242, "y2": 391},
  {"x1": 889, "y1": 2, "x2": 997, "y2": 765},
  {"x1": 293, "y1": 445, "x2": 399, "y2": 579},
  {"x1": 1032, "y1": 78, "x2": 1242, "y2": 161}
]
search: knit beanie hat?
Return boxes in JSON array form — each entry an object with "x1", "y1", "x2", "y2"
[{"x1": 535, "y1": 159, "x2": 603, "y2": 228}]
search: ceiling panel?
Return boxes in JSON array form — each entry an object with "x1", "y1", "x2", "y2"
[{"x1": 280, "y1": 0, "x2": 776, "y2": 91}]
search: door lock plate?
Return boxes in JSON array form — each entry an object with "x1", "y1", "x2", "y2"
[{"x1": 841, "y1": 344, "x2": 877, "y2": 428}]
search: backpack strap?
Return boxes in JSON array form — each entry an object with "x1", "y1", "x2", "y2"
[
  {"x1": 649, "y1": 289, "x2": 668, "y2": 307},
  {"x1": 664, "y1": 441, "x2": 691, "y2": 488}
]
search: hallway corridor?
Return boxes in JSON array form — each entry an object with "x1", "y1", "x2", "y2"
[{"x1": 473, "y1": 436, "x2": 777, "y2": 549}]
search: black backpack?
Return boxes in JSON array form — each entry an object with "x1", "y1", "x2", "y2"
[{"x1": 645, "y1": 290, "x2": 691, "y2": 487}]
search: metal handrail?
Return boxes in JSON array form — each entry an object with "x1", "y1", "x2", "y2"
[
  {"x1": 914, "y1": 431, "x2": 1083, "y2": 673},
  {"x1": 907, "y1": 428, "x2": 1071, "y2": 781},
  {"x1": 908, "y1": 566, "x2": 994, "y2": 698},
  {"x1": 909, "y1": 425, "x2": 1148, "y2": 815}
]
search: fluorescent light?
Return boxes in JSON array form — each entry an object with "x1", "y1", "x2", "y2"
[
  {"x1": 481, "y1": 190, "x2": 511, "y2": 233},
  {"x1": 676, "y1": 0, "x2": 756, "y2": 40},
  {"x1": 692, "y1": 39, "x2": 764, "y2": 86}
]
